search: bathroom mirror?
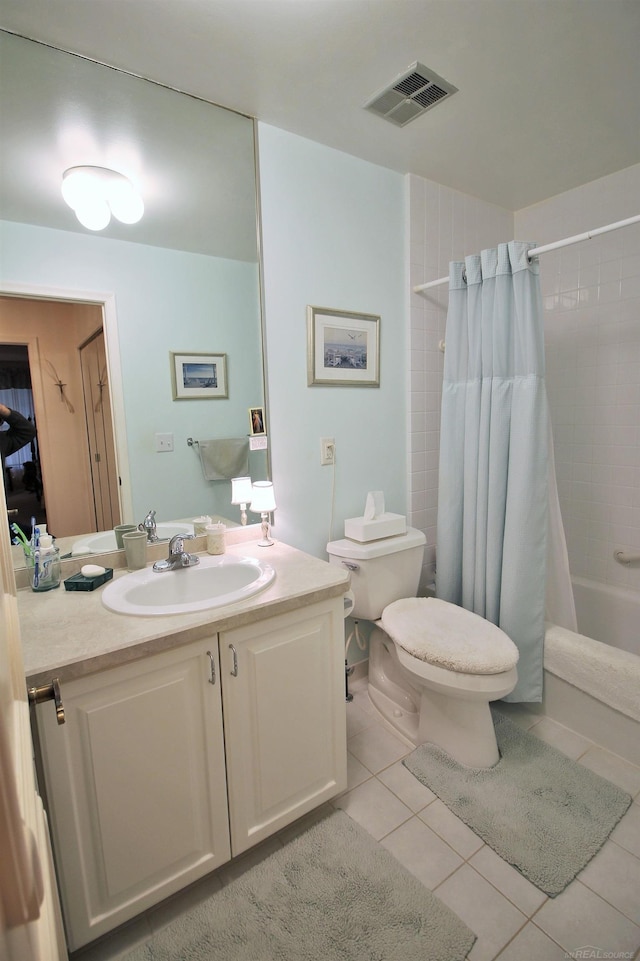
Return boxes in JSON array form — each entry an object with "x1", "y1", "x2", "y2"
[{"x1": 0, "y1": 31, "x2": 268, "y2": 568}]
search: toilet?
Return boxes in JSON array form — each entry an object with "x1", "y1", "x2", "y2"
[{"x1": 327, "y1": 528, "x2": 519, "y2": 767}]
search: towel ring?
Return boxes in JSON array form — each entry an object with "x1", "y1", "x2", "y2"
[{"x1": 187, "y1": 437, "x2": 199, "y2": 447}]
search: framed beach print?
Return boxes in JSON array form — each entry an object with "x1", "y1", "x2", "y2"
[
  {"x1": 307, "y1": 306, "x2": 380, "y2": 386},
  {"x1": 249, "y1": 406, "x2": 265, "y2": 436},
  {"x1": 170, "y1": 352, "x2": 228, "y2": 400}
]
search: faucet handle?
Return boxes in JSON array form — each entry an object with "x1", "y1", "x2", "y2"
[{"x1": 168, "y1": 532, "x2": 195, "y2": 554}]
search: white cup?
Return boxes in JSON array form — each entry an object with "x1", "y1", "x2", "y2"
[
  {"x1": 193, "y1": 515, "x2": 212, "y2": 536},
  {"x1": 206, "y1": 523, "x2": 226, "y2": 555}
]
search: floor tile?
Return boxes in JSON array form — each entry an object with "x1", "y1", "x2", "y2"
[
  {"x1": 347, "y1": 721, "x2": 410, "y2": 774},
  {"x1": 418, "y1": 799, "x2": 484, "y2": 859},
  {"x1": 331, "y1": 776, "x2": 412, "y2": 840},
  {"x1": 493, "y1": 922, "x2": 567, "y2": 960},
  {"x1": 435, "y1": 864, "x2": 527, "y2": 961},
  {"x1": 534, "y1": 879, "x2": 640, "y2": 956},
  {"x1": 526, "y1": 716, "x2": 594, "y2": 760},
  {"x1": 377, "y1": 758, "x2": 437, "y2": 812},
  {"x1": 380, "y1": 815, "x2": 463, "y2": 890},
  {"x1": 494, "y1": 703, "x2": 543, "y2": 730},
  {"x1": 578, "y1": 747, "x2": 640, "y2": 798},
  {"x1": 346, "y1": 698, "x2": 374, "y2": 738},
  {"x1": 578, "y1": 838, "x2": 640, "y2": 924},
  {"x1": 469, "y1": 845, "x2": 548, "y2": 917},
  {"x1": 343, "y1": 749, "x2": 372, "y2": 792},
  {"x1": 610, "y1": 801, "x2": 640, "y2": 858}
]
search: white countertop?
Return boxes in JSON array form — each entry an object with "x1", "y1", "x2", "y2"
[{"x1": 19, "y1": 539, "x2": 350, "y2": 687}]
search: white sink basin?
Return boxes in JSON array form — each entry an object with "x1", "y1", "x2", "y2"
[
  {"x1": 72, "y1": 523, "x2": 194, "y2": 556},
  {"x1": 101, "y1": 554, "x2": 275, "y2": 616}
]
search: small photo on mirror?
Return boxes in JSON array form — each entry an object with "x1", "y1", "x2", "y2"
[{"x1": 249, "y1": 406, "x2": 265, "y2": 436}]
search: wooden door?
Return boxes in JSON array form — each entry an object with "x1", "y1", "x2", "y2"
[{"x1": 79, "y1": 330, "x2": 121, "y2": 530}]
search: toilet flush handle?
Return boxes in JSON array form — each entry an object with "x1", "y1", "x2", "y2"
[{"x1": 341, "y1": 561, "x2": 359, "y2": 572}]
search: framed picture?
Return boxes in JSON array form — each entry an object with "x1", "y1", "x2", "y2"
[
  {"x1": 307, "y1": 306, "x2": 380, "y2": 387},
  {"x1": 170, "y1": 352, "x2": 228, "y2": 400},
  {"x1": 249, "y1": 406, "x2": 266, "y2": 436}
]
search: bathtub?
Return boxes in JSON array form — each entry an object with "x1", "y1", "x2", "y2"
[{"x1": 541, "y1": 576, "x2": 640, "y2": 767}]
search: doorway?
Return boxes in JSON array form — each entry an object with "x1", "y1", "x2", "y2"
[
  {"x1": 0, "y1": 296, "x2": 121, "y2": 538},
  {"x1": 0, "y1": 343, "x2": 47, "y2": 541}
]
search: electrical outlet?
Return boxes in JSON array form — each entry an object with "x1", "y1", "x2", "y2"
[
  {"x1": 155, "y1": 432, "x2": 174, "y2": 452},
  {"x1": 320, "y1": 437, "x2": 335, "y2": 466}
]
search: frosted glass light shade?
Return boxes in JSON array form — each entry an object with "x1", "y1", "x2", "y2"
[
  {"x1": 231, "y1": 476, "x2": 253, "y2": 505},
  {"x1": 61, "y1": 165, "x2": 144, "y2": 231},
  {"x1": 250, "y1": 481, "x2": 276, "y2": 514}
]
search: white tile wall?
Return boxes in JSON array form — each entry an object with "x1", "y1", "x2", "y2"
[
  {"x1": 516, "y1": 164, "x2": 640, "y2": 591},
  {"x1": 408, "y1": 164, "x2": 640, "y2": 596},
  {"x1": 407, "y1": 174, "x2": 513, "y2": 586}
]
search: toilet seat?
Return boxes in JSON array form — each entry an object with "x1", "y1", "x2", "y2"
[{"x1": 380, "y1": 597, "x2": 519, "y2": 675}]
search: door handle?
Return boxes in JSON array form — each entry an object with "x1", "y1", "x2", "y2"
[
  {"x1": 27, "y1": 678, "x2": 65, "y2": 725},
  {"x1": 206, "y1": 650, "x2": 216, "y2": 685},
  {"x1": 229, "y1": 644, "x2": 238, "y2": 677}
]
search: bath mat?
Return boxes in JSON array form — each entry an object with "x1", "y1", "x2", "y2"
[
  {"x1": 122, "y1": 809, "x2": 475, "y2": 961},
  {"x1": 403, "y1": 711, "x2": 632, "y2": 897}
]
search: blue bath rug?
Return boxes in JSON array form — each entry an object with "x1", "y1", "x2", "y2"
[
  {"x1": 122, "y1": 809, "x2": 476, "y2": 961},
  {"x1": 403, "y1": 710, "x2": 632, "y2": 897}
]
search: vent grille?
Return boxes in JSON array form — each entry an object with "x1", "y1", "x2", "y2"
[{"x1": 364, "y1": 62, "x2": 457, "y2": 127}]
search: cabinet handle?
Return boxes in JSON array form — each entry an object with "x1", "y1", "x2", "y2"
[
  {"x1": 206, "y1": 650, "x2": 216, "y2": 685},
  {"x1": 27, "y1": 678, "x2": 65, "y2": 725},
  {"x1": 229, "y1": 644, "x2": 238, "y2": 677}
]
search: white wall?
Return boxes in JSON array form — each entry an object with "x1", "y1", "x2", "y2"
[
  {"x1": 407, "y1": 174, "x2": 513, "y2": 585},
  {"x1": 516, "y1": 164, "x2": 640, "y2": 591},
  {"x1": 258, "y1": 124, "x2": 406, "y2": 559}
]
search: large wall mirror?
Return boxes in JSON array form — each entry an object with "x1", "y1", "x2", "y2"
[{"x1": 0, "y1": 31, "x2": 268, "y2": 568}]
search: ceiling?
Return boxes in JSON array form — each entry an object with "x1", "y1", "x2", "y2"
[{"x1": 1, "y1": 0, "x2": 639, "y2": 214}]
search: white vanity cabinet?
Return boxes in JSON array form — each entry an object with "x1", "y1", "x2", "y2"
[
  {"x1": 36, "y1": 638, "x2": 230, "y2": 951},
  {"x1": 221, "y1": 597, "x2": 347, "y2": 854},
  {"x1": 34, "y1": 595, "x2": 347, "y2": 951}
]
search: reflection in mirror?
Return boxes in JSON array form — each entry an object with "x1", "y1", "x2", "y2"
[{"x1": 0, "y1": 31, "x2": 268, "y2": 569}]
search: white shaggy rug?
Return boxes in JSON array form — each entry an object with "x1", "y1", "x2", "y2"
[
  {"x1": 404, "y1": 710, "x2": 632, "y2": 897},
  {"x1": 122, "y1": 809, "x2": 475, "y2": 961}
]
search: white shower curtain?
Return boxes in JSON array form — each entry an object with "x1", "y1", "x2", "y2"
[{"x1": 436, "y1": 241, "x2": 574, "y2": 702}]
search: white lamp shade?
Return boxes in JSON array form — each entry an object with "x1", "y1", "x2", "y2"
[
  {"x1": 231, "y1": 476, "x2": 253, "y2": 505},
  {"x1": 250, "y1": 481, "x2": 276, "y2": 513}
]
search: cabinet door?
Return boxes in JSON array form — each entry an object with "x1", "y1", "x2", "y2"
[
  {"x1": 36, "y1": 638, "x2": 230, "y2": 951},
  {"x1": 221, "y1": 598, "x2": 347, "y2": 855}
]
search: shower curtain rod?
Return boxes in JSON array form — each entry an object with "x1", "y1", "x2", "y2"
[{"x1": 413, "y1": 213, "x2": 640, "y2": 293}]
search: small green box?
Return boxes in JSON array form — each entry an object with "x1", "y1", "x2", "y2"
[{"x1": 64, "y1": 568, "x2": 114, "y2": 592}]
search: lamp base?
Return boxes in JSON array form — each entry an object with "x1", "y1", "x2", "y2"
[{"x1": 258, "y1": 513, "x2": 274, "y2": 547}]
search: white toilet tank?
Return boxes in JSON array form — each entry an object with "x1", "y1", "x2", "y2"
[{"x1": 326, "y1": 528, "x2": 426, "y2": 621}]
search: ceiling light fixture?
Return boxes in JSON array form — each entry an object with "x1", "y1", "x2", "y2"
[{"x1": 61, "y1": 165, "x2": 144, "y2": 231}]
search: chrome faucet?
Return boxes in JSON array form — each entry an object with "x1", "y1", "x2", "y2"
[
  {"x1": 139, "y1": 509, "x2": 159, "y2": 543},
  {"x1": 152, "y1": 533, "x2": 200, "y2": 572}
]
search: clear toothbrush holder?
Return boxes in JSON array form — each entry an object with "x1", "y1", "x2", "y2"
[{"x1": 31, "y1": 547, "x2": 61, "y2": 592}]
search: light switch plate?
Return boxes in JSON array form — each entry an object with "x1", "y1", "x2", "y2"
[{"x1": 155, "y1": 432, "x2": 174, "y2": 452}]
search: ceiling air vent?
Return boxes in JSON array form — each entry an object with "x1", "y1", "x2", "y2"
[{"x1": 364, "y1": 62, "x2": 457, "y2": 127}]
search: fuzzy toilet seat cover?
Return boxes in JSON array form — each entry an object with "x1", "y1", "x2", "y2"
[{"x1": 380, "y1": 597, "x2": 519, "y2": 674}]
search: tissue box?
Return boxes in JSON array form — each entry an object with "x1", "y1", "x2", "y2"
[{"x1": 344, "y1": 513, "x2": 406, "y2": 542}]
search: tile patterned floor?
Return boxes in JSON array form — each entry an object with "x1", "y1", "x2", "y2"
[{"x1": 72, "y1": 675, "x2": 640, "y2": 961}]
